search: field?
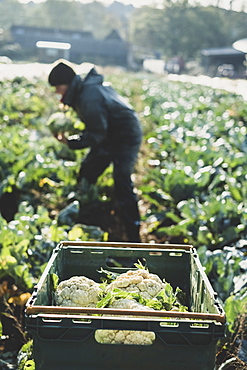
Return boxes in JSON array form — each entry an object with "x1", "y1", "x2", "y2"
[{"x1": 1, "y1": 63, "x2": 247, "y2": 368}]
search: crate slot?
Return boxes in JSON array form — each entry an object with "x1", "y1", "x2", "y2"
[
  {"x1": 160, "y1": 322, "x2": 179, "y2": 328},
  {"x1": 105, "y1": 256, "x2": 146, "y2": 268},
  {"x1": 42, "y1": 318, "x2": 62, "y2": 323},
  {"x1": 148, "y1": 251, "x2": 162, "y2": 256},
  {"x1": 72, "y1": 319, "x2": 92, "y2": 324},
  {"x1": 190, "y1": 323, "x2": 210, "y2": 329},
  {"x1": 169, "y1": 252, "x2": 183, "y2": 257}
]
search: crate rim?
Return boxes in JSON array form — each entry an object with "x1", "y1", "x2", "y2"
[
  {"x1": 25, "y1": 305, "x2": 226, "y2": 324},
  {"x1": 58, "y1": 240, "x2": 195, "y2": 251}
]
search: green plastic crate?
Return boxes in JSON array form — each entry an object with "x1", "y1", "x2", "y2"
[{"x1": 25, "y1": 241, "x2": 226, "y2": 370}]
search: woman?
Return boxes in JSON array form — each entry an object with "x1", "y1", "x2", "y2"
[{"x1": 48, "y1": 60, "x2": 142, "y2": 242}]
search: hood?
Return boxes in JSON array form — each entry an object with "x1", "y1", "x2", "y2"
[
  {"x1": 83, "y1": 67, "x2": 104, "y2": 86},
  {"x1": 62, "y1": 68, "x2": 104, "y2": 107}
]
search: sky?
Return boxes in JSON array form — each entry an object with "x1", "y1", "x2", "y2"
[
  {"x1": 78, "y1": 0, "x2": 246, "y2": 11},
  {"x1": 18, "y1": 0, "x2": 246, "y2": 11}
]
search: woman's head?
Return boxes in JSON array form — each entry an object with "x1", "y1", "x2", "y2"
[{"x1": 48, "y1": 60, "x2": 76, "y2": 87}]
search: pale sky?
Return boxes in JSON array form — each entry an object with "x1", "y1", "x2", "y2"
[
  {"x1": 80, "y1": 0, "x2": 246, "y2": 11},
  {"x1": 19, "y1": 0, "x2": 246, "y2": 11}
]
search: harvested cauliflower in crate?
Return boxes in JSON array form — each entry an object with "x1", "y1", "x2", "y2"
[{"x1": 55, "y1": 276, "x2": 102, "y2": 307}]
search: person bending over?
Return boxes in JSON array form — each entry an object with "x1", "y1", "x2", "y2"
[{"x1": 48, "y1": 60, "x2": 142, "y2": 242}]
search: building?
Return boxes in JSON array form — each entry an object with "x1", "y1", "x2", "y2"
[
  {"x1": 201, "y1": 47, "x2": 246, "y2": 78},
  {"x1": 10, "y1": 25, "x2": 130, "y2": 66}
]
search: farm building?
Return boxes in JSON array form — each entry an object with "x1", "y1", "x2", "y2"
[
  {"x1": 10, "y1": 25, "x2": 130, "y2": 66},
  {"x1": 201, "y1": 46, "x2": 246, "y2": 78}
]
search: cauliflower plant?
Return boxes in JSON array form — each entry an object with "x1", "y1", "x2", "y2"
[
  {"x1": 55, "y1": 276, "x2": 102, "y2": 307},
  {"x1": 47, "y1": 112, "x2": 76, "y2": 135}
]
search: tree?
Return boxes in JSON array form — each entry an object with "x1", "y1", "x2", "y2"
[
  {"x1": 25, "y1": 0, "x2": 89, "y2": 30},
  {"x1": 165, "y1": 6, "x2": 227, "y2": 58},
  {"x1": 129, "y1": 7, "x2": 166, "y2": 54},
  {"x1": 3, "y1": 0, "x2": 124, "y2": 39},
  {"x1": 0, "y1": 0, "x2": 26, "y2": 29},
  {"x1": 129, "y1": 2, "x2": 247, "y2": 60},
  {"x1": 1, "y1": 0, "x2": 247, "y2": 64}
]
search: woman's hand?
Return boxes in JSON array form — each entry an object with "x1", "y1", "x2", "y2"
[{"x1": 54, "y1": 133, "x2": 68, "y2": 145}]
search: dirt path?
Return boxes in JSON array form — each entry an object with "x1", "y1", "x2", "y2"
[{"x1": 0, "y1": 63, "x2": 51, "y2": 80}]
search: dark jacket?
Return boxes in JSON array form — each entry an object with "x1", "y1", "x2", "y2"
[{"x1": 62, "y1": 68, "x2": 142, "y2": 151}]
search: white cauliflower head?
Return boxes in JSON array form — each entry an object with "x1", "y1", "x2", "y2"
[
  {"x1": 95, "y1": 328, "x2": 155, "y2": 346},
  {"x1": 55, "y1": 276, "x2": 102, "y2": 307},
  {"x1": 110, "y1": 298, "x2": 154, "y2": 312},
  {"x1": 106, "y1": 269, "x2": 166, "y2": 300}
]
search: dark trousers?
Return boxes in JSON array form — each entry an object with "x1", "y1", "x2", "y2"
[{"x1": 78, "y1": 141, "x2": 141, "y2": 242}]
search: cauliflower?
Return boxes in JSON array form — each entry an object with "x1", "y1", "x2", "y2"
[
  {"x1": 95, "y1": 329, "x2": 155, "y2": 345},
  {"x1": 46, "y1": 112, "x2": 76, "y2": 135},
  {"x1": 95, "y1": 298, "x2": 156, "y2": 345},
  {"x1": 55, "y1": 276, "x2": 102, "y2": 307},
  {"x1": 110, "y1": 298, "x2": 151, "y2": 311},
  {"x1": 54, "y1": 269, "x2": 187, "y2": 346},
  {"x1": 46, "y1": 111, "x2": 84, "y2": 136},
  {"x1": 105, "y1": 269, "x2": 166, "y2": 300}
]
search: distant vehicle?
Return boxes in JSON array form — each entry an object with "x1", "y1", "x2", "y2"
[
  {"x1": 164, "y1": 56, "x2": 185, "y2": 75},
  {"x1": 0, "y1": 56, "x2": 12, "y2": 64},
  {"x1": 217, "y1": 64, "x2": 235, "y2": 78}
]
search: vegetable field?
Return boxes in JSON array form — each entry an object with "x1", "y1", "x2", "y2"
[{"x1": 1, "y1": 65, "x2": 247, "y2": 367}]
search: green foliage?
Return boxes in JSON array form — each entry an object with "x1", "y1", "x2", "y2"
[
  {"x1": 224, "y1": 289, "x2": 247, "y2": 333},
  {"x1": 135, "y1": 75, "x2": 247, "y2": 252},
  {"x1": 17, "y1": 340, "x2": 35, "y2": 370},
  {"x1": 96, "y1": 285, "x2": 187, "y2": 312},
  {"x1": 0, "y1": 200, "x2": 107, "y2": 291},
  {"x1": 106, "y1": 71, "x2": 247, "y2": 329},
  {"x1": 0, "y1": 202, "x2": 59, "y2": 290},
  {"x1": 1, "y1": 68, "x2": 247, "y2": 340},
  {"x1": 0, "y1": 76, "x2": 107, "y2": 292}
]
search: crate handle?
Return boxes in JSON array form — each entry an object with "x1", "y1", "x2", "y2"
[
  {"x1": 60, "y1": 240, "x2": 194, "y2": 251},
  {"x1": 25, "y1": 305, "x2": 226, "y2": 324}
]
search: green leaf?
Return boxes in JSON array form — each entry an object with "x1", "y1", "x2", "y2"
[
  {"x1": 97, "y1": 268, "x2": 120, "y2": 283},
  {"x1": 224, "y1": 288, "x2": 247, "y2": 332},
  {"x1": 134, "y1": 261, "x2": 148, "y2": 270},
  {"x1": 24, "y1": 360, "x2": 36, "y2": 370},
  {"x1": 68, "y1": 226, "x2": 86, "y2": 241},
  {"x1": 229, "y1": 186, "x2": 243, "y2": 202},
  {"x1": 50, "y1": 273, "x2": 59, "y2": 291}
]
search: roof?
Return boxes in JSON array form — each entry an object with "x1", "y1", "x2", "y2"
[
  {"x1": 201, "y1": 47, "x2": 245, "y2": 57},
  {"x1": 11, "y1": 25, "x2": 93, "y2": 39}
]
